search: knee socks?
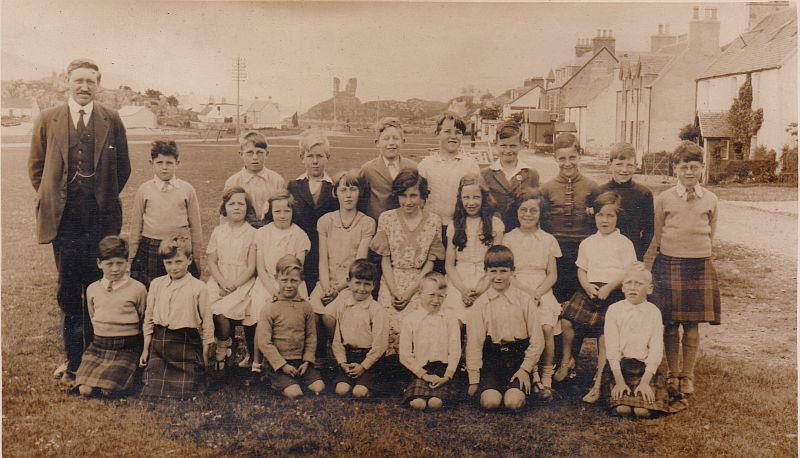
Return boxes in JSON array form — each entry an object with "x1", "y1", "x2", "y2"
[
  {"x1": 664, "y1": 324, "x2": 681, "y2": 377},
  {"x1": 681, "y1": 325, "x2": 700, "y2": 379},
  {"x1": 215, "y1": 337, "x2": 232, "y2": 362}
]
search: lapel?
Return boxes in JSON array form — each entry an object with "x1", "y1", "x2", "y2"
[
  {"x1": 373, "y1": 157, "x2": 392, "y2": 184},
  {"x1": 488, "y1": 168, "x2": 513, "y2": 193},
  {"x1": 51, "y1": 104, "x2": 70, "y2": 165},
  {"x1": 295, "y1": 178, "x2": 315, "y2": 210},
  {"x1": 319, "y1": 181, "x2": 336, "y2": 211},
  {"x1": 93, "y1": 103, "x2": 110, "y2": 168}
]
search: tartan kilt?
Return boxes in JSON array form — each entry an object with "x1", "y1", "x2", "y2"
[
  {"x1": 75, "y1": 334, "x2": 142, "y2": 392},
  {"x1": 651, "y1": 254, "x2": 721, "y2": 324},
  {"x1": 560, "y1": 283, "x2": 624, "y2": 331},
  {"x1": 131, "y1": 236, "x2": 201, "y2": 288},
  {"x1": 403, "y1": 362, "x2": 455, "y2": 404},
  {"x1": 603, "y1": 359, "x2": 688, "y2": 414},
  {"x1": 141, "y1": 326, "x2": 206, "y2": 400}
]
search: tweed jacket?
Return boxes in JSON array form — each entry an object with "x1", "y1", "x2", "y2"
[{"x1": 28, "y1": 102, "x2": 131, "y2": 243}]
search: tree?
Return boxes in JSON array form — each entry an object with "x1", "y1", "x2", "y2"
[
  {"x1": 479, "y1": 106, "x2": 500, "y2": 120},
  {"x1": 679, "y1": 123, "x2": 700, "y2": 142},
  {"x1": 728, "y1": 74, "x2": 764, "y2": 160},
  {"x1": 145, "y1": 88, "x2": 163, "y2": 99},
  {"x1": 166, "y1": 95, "x2": 179, "y2": 107},
  {"x1": 480, "y1": 91, "x2": 494, "y2": 101}
]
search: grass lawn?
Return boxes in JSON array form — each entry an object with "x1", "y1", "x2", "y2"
[{"x1": 2, "y1": 133, "x2": 797, "y2": 456}]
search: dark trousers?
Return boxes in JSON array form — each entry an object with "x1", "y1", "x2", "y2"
[
  {"x1": 53, "y1": 192, "x2": 103, "y2": 373},
  {"x1": 433, "y1": 224, "x2": 448, "y2": 275}
]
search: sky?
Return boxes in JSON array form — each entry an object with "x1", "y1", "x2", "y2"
[{"x1": 2, "y1": 1, "x2": 750, "y2": 112}]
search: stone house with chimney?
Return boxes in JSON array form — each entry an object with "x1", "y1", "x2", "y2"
[{"x1": 615, "y1": 7, "x2": 723, "y2": 162}]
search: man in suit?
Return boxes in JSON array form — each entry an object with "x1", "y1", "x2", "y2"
[{"x1": 28, "y1": 58, "x2": 131, "y2": 385}]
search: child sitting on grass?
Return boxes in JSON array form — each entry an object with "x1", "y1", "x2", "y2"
[
  {"x1": 466, "y1": 245, "x2": 544, "y2": 411},
  {"x1": 604, "y1": 263, "x2": 688, "y2": 417},
  {"x1": 257, "y1": 255, "x2": 325, "y2": 399},
  {"x1": 400, "y1": 272, "x2": 461, "y2": 411},
  {"x1": 130, "y1": 139, "x2": 202, "y2": 288},
  {"x1": 140, "y1": 234, "x2": 213, "y2": 400},
  {"x1": 330, "y1": 260, "x2": 388, "y2": 398},
  {"x1": 74, "y1": 236, "x2": 147, "y2": 398}
]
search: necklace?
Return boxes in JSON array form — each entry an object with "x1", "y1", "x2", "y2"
[{"x1": 339, "y1": 211, "x2": 358, "y2": 231}]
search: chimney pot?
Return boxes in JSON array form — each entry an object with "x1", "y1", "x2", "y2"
[
  {"x1": 658, "y1": 23, "x2": 664, "y2": 34},
  {"x1": 693, "y1": 6, "x2": 700, "y2": 19}
]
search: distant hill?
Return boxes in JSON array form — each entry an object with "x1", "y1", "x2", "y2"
[{"x1": 301, "y1": 93, "x2": 448, "y2": 124}]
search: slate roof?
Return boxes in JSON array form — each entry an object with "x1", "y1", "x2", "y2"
[
  {"x1": 697, "y1": 7, "x2": 796, "y2": 79},
  {"x1": 697, "y1": 111, "x2": 731, "y2": 138}
]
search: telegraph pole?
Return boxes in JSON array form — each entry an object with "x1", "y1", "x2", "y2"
[{"x1": 232, "y1": 57, "x2": 247, "y2": 136}]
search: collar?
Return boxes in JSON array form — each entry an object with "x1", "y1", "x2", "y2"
[
  {"x1": 68, "y1": 97, "x2": 94, "y2": 120},
  {"x1": 596, "y1": 228, "x2": 622, "y2": 238},
  {"x1": 241, "y1": 167, "x2": 273, "y2": 182},
  {"x1": 676, "y1": 183, "x2": 703, "y2": 199},
  {"x1": 489, "y1": 159, "x2": 526, "y2": 177},
  {"x1": 554, "y1": 171, "x2": 584, "y2": 184},
  {"x1": 345, "y1": 296, "x2": 373, "y2": 310},
  {"x1": 166, "y1": 273, "x2": 192, "y2": 288},
  {"x1": 273, "y1": 295, "x2": 306, "y2": 303},
  {"x1": 609, "y1": 178, "x2": 634, "y2": 188},
  {"x1": 486, "y1": 286, "x2": 512, "y2": 300},
  {"x1": 153, "y1": 176, "x2": 180, "y2": 190},
  {"x1": 421, "y1": 307, "x2": 447, "y2": 318},
  {"x1": 296, "y1": 172, "x2": 333, "y2": 183},
  {"x1": 100, "y1": 275, "x2": 129, "y2": 291},
  {"x1": 430, "y1": 149, "x2": 466, "y2": 162},
  {"x1": 382, "y1": 156, "x2": 401, "y2": 168}
]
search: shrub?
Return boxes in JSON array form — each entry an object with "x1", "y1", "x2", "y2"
[{"x1": 708, "y1": 159, "x2": 777, "y2": 184}]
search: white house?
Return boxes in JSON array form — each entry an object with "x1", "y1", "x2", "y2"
[
  {"x1": 245, "y1": 97, "x2": 282, "y2": 128},
  {"x1": 198, "y1": 103, "x2": 242, "y2": 123},
  {"x1": 502, "y1": 86, "x2": 543, "y2": 120},
  {"x1": 695, "y1": 6, "x2": 797, "y2": 159},
  {"x1": 118, "y1": 105, "x2": 157, "y2": 129}
]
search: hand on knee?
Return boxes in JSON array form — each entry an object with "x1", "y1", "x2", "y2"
[
  {"x1": 352, "y1": 384, "x2": 369, "y2": 398},
  {"x1": 427, "y1": 397, "x2": 443, "y2": 410},
  {"x1": 335, "y1": 382, "x2": 352, "y2": 396},
  {"x1": 283, "y1": 384, "x2": 303, "y2": 399},
  {"x1": 633, "y1": 407, "x2": 651, "y2": 418},
  {"x1": 480, "y1": 390, "x2": 502, "y2": 410},
  {"x1": 614, "y1": 405, "x2": 632, "y2": 416},
  {"x1": 504, "y1": 389, "x2": 526, "y2": 410},
  {"x1": 308, "y1": 380, "x2": 325, "y2": 395},
  {"x1": 409, "y1": 398, "x2": 427, "y2": 410}
]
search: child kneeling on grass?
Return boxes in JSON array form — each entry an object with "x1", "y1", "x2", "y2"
[
  {"x1": 466, "y1": 245, "x2": 544, "y2": 411},
  {"x1": 74, "y1": 236, "x2": 147, "y2": 398},
  {"x1": 140, "y1": 234, "x2": 213, "y2": 400},
  {"x1": 604, "y1": 263, "x2": 688, "y2": 417},
  {"x1": 330, "y1": 259, "x2": 388, "y2": 398},
  {"x1": 257, "y1": 255, "x2": 325, "y2": 399},
  {"x1": 400, "y1": 272, "x2": 461, "y2": 411}
]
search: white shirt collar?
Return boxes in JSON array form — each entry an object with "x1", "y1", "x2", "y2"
[
  {"x1": 382, "y1": 156, "x2": 401, "y2": 168},
  {"x1": 153, "y1": 176, "x2": 180, "y2": 190},
  {"x1": 676, "y1": 183, "x2": 703, "y2": 200},
  {"x1": 489, "y1": 159, "x2": 526, "y2": 179},
  {"x1": 241, "y1": 167, "x2": 272, "y2": 182},
  {"x1": 296, "y1": 171, "x2": 333, "y2": 183},
  {"x1": 68, "y1": 97, "x2": 94, "y2": 126},
  {"x1": 100, "y1": 275, "x2": 129, "y2": 291},
  {"x1": 597, "y1": 228, "x2": 622, "y2": 238}
]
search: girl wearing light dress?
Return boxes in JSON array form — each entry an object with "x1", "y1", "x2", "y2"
[
  {"x1": 247, "y1": 190, "x2": 311, "y2": 378},
  {"x1": 443, "y1": 175, "x2": 504, "y2": 324},
  {"x1": 208, "y1": 187, "x2": 258, "y2": 374}
]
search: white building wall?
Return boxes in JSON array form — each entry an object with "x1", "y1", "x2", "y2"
[{"x1": 583, "y1": 83, "x2": 619, "y2": 155}]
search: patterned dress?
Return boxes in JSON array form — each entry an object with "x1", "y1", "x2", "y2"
[
  {"x1": 370, "y1": 209, "x2": 445, "y2": 355},
  {"x1": 207, "y1": 222, "x2": 257, "y2": 320}
]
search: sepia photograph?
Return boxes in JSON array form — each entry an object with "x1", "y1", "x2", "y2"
[{"x1": 1, "y1": 0, "x2": 797, "y2": 455}]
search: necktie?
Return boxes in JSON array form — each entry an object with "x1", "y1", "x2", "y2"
[
  {"x1": 106, "y1": 280, "x2": 113, "y2": 292},
  {"x1": 77, "y1": 109, "x2": 86, "y2": 138},
  {"x1": 388, "y1": 162, "x2": 399, "y2": 180},
  {"x1": 686, "y1": 187, "x2": 696, "y2": 201}
]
